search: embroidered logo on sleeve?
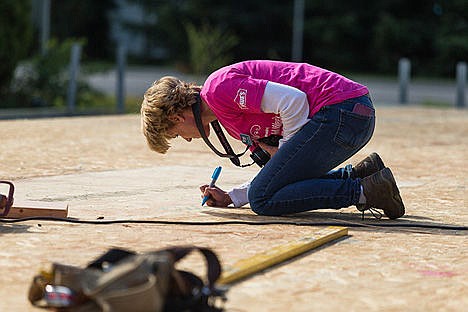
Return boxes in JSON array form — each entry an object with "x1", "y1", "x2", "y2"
[{"x1": 234, "y1": 88, "x2": 248, "y2": 109}]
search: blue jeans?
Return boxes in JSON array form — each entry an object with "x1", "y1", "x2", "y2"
[{"x1": 249, "y1": 95, "x2": 375, "y2": 216}]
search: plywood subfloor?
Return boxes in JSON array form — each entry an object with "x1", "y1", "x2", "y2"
[{"x1": 0, "y1": 106, "x2": 467, "y2": 311}]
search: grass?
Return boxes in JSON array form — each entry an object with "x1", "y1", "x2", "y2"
[
  {"x1": 81, "y1": 61, "x2": 115, "y2": 74},
  {"x1": 68, "y1": 94, "x2": 143, "y2": 114},
  {"x1": 419, "y1": 99, "x2": 452, "y2": 108},
  {"x1": 0, "y1": 94, "x2": 143, "y2": 120}
]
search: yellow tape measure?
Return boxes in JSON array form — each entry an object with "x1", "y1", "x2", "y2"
[{"x1": 217, "y1": 226, "x2": 348, "y2": 285}]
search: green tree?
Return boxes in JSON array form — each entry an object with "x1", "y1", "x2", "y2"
[
  {"x1": 303, "y1": 0, "x2": 376, "y2": 72},
  {"x1": 50, "y1": 0, "x2": 115, "y2": 59},
  {"x1": 433, "y1": 0, "x2": 468, "y2": 75},
  {"x1": 124, "y1": 0, "x2": 467, "y2": 77},
  {"x1": 11, "y1": 39, "x2": 109, "y2": 109},
  {"x1": 14, "y1": 39, "x2": 81, "y2": 106},
  {"x1": 370, "y1": 0, "x2": 439, "y2": 75},
  {"x1": 124, "y1": 0, "x2": 292, "y2": 67},
  {"x1": 0, "y1": 0, "x2": 32, "y2": 97},
  {"x1": 185, "y1": 23, "x2": 238, "y2": 75}
]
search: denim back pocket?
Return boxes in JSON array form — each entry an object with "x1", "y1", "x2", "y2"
[{"x1": 333, "y1": 104, "x2": 375, "y2": 150}]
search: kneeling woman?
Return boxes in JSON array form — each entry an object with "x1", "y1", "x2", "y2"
[{"x1": 140, "y1": 60, "x2": 405, "y2": 219}]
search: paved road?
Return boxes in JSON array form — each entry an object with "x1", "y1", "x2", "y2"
[
  {"x1": 87, "y1": 66, "x2": 203, "y2": 100},
  {"x1": 87, "y1": 66, "x2": 466, "y2": 106}
]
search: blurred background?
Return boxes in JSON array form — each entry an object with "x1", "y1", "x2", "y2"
[{"x1": 0, "y1": 0, "x2": 466, "y2": 118}]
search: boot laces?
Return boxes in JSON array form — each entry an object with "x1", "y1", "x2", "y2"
[
  {"x1": 357, "y1": 204, "x2": 383, "y2": 220},
  {"x1": 362, "y1": 208, "x2": 382, "y2": 220}
]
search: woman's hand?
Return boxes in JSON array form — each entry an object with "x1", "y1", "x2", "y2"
[
  {"x1": 257, "y1": 142, "x2": 279, "y2": 157},
  {"x1": 199, "y1": 185, "x2": 233, "y2": 207}
]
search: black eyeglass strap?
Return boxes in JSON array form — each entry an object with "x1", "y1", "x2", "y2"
[{"x1": 191, "y1": 95, "x2": 250, "y2": 167}]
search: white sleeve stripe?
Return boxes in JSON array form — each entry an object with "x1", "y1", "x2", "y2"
[
  {"x1": 228, "y1": 82, "x2": 310, "y2": 208},
  {"x1": 261, "y1": 81, "x2": 310, "y2": 147},
  {"x1": 228, "y1": 182, "x2": 250, "y2": 207}
]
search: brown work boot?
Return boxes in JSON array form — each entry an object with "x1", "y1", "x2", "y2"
[
  {"x1": 358, "y1": 167, "x2": 405, "y2": 219},
  {"x1": 353, "y1": 152, "x2": 386, "y2": 179}
]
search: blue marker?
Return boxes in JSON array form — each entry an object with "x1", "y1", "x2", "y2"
[{"x1": 201, "y1": 166, "x2": 222, "y2": 206}]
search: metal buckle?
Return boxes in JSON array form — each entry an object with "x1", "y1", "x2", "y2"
[
  {"x1": 44, "y1": 285, "x2": 77, "y2": 308},
  {"x1": 0, "y1": 181, "x2": 15, "y2": 217}
]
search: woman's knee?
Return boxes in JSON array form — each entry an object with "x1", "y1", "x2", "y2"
[
  {"x1": 249, "y1": 191, "x2": 264, "y2": 215},
  {"x1": 248, "y1": 183, "x2": 270, "y2": 215},
  {"x1": 249, "y1": 192, "x2": 280, "y2": 216},
  {"x1": 251, "y1": 203, "x2": 280, "y2": 216},
  {"x1": 248, "y1": 171, "x2": 285, "y2": 216},
  {"x1": 251, "y1": 201, "x2": 269, "y2": 215}
]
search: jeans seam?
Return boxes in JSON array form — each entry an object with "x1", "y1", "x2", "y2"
[
  {"x1": 266, "y1": 194, "x2": 351, "y2": 213},
  {"x1": 269, "y1": 194, "x2": 349, "y2": 205}
]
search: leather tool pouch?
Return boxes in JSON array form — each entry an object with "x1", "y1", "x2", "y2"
[{"x1": 28, "y1": 246, "x2": 225, "y2": 312}]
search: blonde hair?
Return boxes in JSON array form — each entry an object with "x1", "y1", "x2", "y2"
[{"x1": 140, "y1": 76, "x2": 201, "y2": 154}]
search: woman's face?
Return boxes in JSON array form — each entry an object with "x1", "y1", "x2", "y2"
[{"x1": 167, "y1": 108, "x2": 210, "y2": 142}]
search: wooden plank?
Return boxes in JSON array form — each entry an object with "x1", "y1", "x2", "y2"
[
  {"x1": 217, "y1": 226, "x2": 348, "y2": 285},
  {"x1": 1, "y1": 201, "x2": 68, "y2": 218}
]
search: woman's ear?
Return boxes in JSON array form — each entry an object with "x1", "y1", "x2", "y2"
[{"x1": 168, "y1": 113, "x2": 184, "y2": 123}]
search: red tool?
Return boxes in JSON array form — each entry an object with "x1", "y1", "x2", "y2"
[
  {"x1": 0, "y1": 180, "x2": 68, "y2": 218},
  {"x1": 0, "y1": 181, "x2": 15, "y2": 217}
]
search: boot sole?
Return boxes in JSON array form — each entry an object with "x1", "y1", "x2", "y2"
[{"x1": 380, "y1": 168, "x2": 405, "y2": 219}]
